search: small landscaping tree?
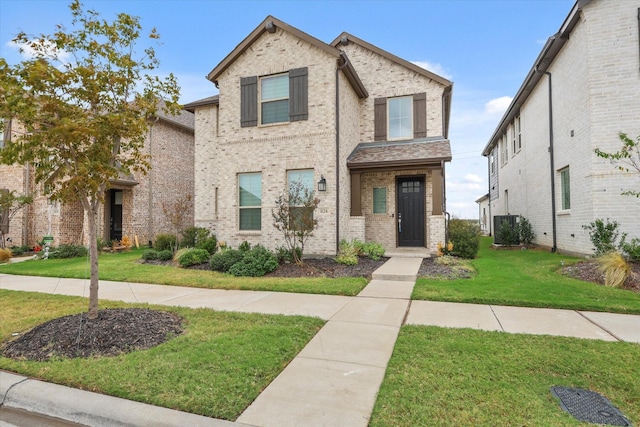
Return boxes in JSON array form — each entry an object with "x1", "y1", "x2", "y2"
[
  {"x1": 161, "y1": 194, "x2": 193, "y2": 252},
  {"x1": 272, "y1": 180, "x2": 320, "y2": 265},
  {"x1": 595, "y1": 132, "x2": 640, "y2": 197},
  {"x1": 0, "y1": 190, "x2": 33, "y2": 249},
  {"x1": 517, "y1": 216, "x2": 535, "y2": 246},
  {"x1": 0, "y1": 1, "x2": 180, "y2": 318}
]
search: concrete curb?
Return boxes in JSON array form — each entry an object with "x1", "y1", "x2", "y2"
[{"x1": 1, "y1": 371, "x2": 247, "y2": 427}]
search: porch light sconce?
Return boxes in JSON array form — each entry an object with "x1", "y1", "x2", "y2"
[{"x1": 318, "y1": 175, "x2": 327, "y2": 192}]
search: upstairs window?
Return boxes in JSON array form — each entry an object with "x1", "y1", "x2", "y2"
[
  {"x1": 261, "y1": 74, "x2": 289, "y2": 124},
  {"x1": 374, "y1": 93, "x2": 426, "y2": 141},
  {"x1": 516, "y1": 115, "x2": 522, "y2": 152},
  {"x1": 241, "y1": 67, "x2": 308, "y2": 127},
  {"x1": 388, "y1": 96, "x2": 412, "y2": 140}
]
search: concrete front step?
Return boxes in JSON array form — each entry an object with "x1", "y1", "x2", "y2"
[
  {"x1": 371, "y1": 257, "x2": 423, "y2": 282},
  {"x1": 384, "y1": 247, "x2": 431, "y2": 258}
]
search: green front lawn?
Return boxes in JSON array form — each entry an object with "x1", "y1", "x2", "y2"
[
  {"x1": 0, "y1": 290, "x2": 324, "y2": 420},
  {"x1": 0, "y1": 248, "x2": 366, "y2": 296},
  {"x1": 371, "y1": 325, "x2": 640, "y2": 426},
  {"x1": 414, "y1": 237, "x2": 640, "y2": 314}
]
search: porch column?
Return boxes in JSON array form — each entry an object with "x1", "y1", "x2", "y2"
[{"x1": 350, "y1": 171, "x2": 362, "y2": 216}]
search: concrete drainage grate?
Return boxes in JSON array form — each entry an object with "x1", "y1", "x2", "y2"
[{"x1": 551, "y1": 386, "x2": 632, "y2": 426}]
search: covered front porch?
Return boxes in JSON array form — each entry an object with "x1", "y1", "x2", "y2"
[{"x1": 345, "y1": 137, "x2": 451, "y2": 256}]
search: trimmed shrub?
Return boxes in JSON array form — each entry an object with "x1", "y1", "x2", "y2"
[
  {"x1": 228, "y1": 245, "x2": 278, "y2": 277},
  {"x1": 177, "y1": 248, "x2": 211, "y2": 267},
  {"x1": 495, "y1": 219, "x2": 519, "y2": 247},
  {"x1": 448, "y1": 219, "x2": 481, "y2": 259},
  {"x1": 199, "y1": 236, "x2": 218, "y2": 255},
  {"x1": 9, "y1": 245, "x2": 29, "y2": 256},
  {"x1": 141, "y1": 249, "x2": 159, "y2": 261},
  {"x1": 582, "y1": 218, "x2": 625, "y2": 256},
  {"x1": 336, "y1": 240, "x2": 358, "y2": 265},
  {"x1": 48, "y1": 244, "x2": 88, "y2": 259},
  {"x1": 621, "y1": 237, "x2": 640, "y2": 262},
  {"x1": 182, "y1": 227, "x2": 210, "y2": 248},
  {"x1": 517, "y1": 216, "x2": 536, "y2": 245},
  {"x1": 157, "y1": 250, "x2": 174, "y2": 261},
  {"x1": 362, "y1": 242, "x2": 385, "y2": 261},
  {"x1": 0, "y1": 248, "x2": 12, "y2": 262},
  {"x1": 210, "y1": 249, "x2": 244, "y2": 273},
  {"x1": 155, "y1": 233, "x2": 177, "y2": 252}
]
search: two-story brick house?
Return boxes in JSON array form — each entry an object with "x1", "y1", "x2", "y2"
[
  {"x1": 185, "y1": 16, "x2": 452, "y2": 256},
  {"x1": 482, "y1": 0, "x2": 640, "y2": 255},
  {"x1": 0, "y1": 105, "x2": 195, "y2": 248}
]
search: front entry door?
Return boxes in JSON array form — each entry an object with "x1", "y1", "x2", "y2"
[
  {"x1": 109, "y1": 190, "x2": 123, "y2": 241},
  {"x1": 397, "y1": 177, "x2": 425, "y2": 247}
]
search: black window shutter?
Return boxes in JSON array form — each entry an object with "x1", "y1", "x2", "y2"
[
  {"x1": 374, "y1": 97, "x2": 387, "y2": 141},
  {"x1": 413, "y1": 92, "x2": 427, "y2": 138},
  {"x1": 240, "y1": 76, "x2": 258, "y2": 127},
  {"x1": 289, "y1": 67, "x2": 308, "y2": 121}
]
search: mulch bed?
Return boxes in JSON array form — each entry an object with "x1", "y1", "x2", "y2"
[
  {"x1": 561, "y1": 260, "x2": 640, "y2": 293},
  {"x1": 2, "y1": 308, "x2": 183, "y2": 361},
  {"x1": 266, "y1": 257, "x2": 389, "y2": 278}
]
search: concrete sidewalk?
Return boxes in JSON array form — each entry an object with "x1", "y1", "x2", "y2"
[{"x1": 2, "y1": 258, "x2": 640, "y2": 426}]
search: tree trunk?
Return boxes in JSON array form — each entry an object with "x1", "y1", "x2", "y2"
[{"x1": 85, "y1": 200, "x2": 100, "y2": 319}]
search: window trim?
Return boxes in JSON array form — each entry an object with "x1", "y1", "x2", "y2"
[
  {"x1": 259, "y1": 73, "x2": 289, "y2": 126},
  {"x1": 387, "y1": 95, "x2": 413, "y2": 141},
  {"x1": 373, "y1": 187, "x2": 387, "y2": 214},
  {"x1": 238, "y1": 172, "x2": 262, "y2": 231},
  {"x1": 559, "y1": 167, "x2": 571, "y2": 211}
]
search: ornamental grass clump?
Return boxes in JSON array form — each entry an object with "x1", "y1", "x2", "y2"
[{"x1": 597, "y1": 251, "x2": 631, "y2": 288}]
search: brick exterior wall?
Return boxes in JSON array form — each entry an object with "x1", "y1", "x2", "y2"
[
  {"x1": 193, "y1": 21, "x2": 451, "y2": 255},
  {"x1": 489, "y1": 0, "x2": 640, "y2": 255},
  {"x1": 0, "y1": 116, "x2": 194, "y2": 248}
]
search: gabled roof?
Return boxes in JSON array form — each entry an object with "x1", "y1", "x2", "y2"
[
  {"x1": 153, "y1": 98, "x2": 194, "y2": 132},
  {"x1": 482, "y1": 0, "x2": 592, "y2": 156},
  {"x1": 183, "y1": 95, "x2": 219, "y2": 113},
  {"x1": 331, "y1": 32, "x2": 453, "y2": 88},
  {"x1": 206, "y1": 16, "x2": 367, "y2": 98}
]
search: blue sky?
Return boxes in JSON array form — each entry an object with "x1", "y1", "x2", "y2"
[{"x1": 0, "y1": 0, "x2": 575, "y2": 219}]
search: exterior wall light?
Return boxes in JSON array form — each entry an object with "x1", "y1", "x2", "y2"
[{"x1": 317, "y1": 175, "x2": 327, "y2": 192}]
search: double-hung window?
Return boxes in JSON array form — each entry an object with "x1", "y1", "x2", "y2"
[
  {"x1": 240, "y1": 67, "x2": 308, "y2": 127},
  {"x1": 374, "y1": 93, "x2": 426, "y2": 141},
  {"x1": 388, "y1": 96, "x2": 412, "y2": 140},
  {"x1": 238, "y1": 173, "x2": 262, "y2": 230},
  {"x1": 560, "y1": 167, "x2": 571, "y2": 210},
  {"x1": 287, "y1": 169, "x2": 314, "y2": 230},
  {"x1": 261, "y1": 74, "x2": 289, "y2": 125}
]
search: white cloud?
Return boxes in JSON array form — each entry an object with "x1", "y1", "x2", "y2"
[
  {"x1": 464, "y1": 173, "x2": 483, "y2": 184},
  {"x1": 7, "y1": 39, "x2": 71, "y2": 63},
  {"x1": 485, "y1": 96, "x2": 513, "y2": 116},
  {"x1": 411, "y1": 60, "x2": 453, "y2": 81}
]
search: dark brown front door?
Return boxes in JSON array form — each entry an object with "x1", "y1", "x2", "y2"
[
  {"x1": 397, "y1": 177, "x2": 425, "y2": 247},
  {"x1": 109, "y1": 190, "x2": 123, "y2": 241}
]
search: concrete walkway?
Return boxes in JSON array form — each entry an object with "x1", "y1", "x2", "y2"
[{"x1": 2, "y1": 258, "x2": 640, "y2": 426}]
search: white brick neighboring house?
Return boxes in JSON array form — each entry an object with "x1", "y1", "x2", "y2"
[
  {"x1": 482, "y1": 0, "x2": 640, "y2": 256},
  {"x1": 185, "y1": 16, "x2": 453, "y2": 256},
  {"x1": 0, "y1": 107, "x2": 195, "y2": 248}
]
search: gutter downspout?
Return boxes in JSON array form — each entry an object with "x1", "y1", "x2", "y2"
[
  {"x1": 542, "y1": 70, "x2": 558, "y2": 253},
  {"x1": 24, "y1": 163, "x2": 30, "y2": 246},
  {"x1": 148, "y1": 119, "x2": 157, "y2": 247},
  {"x1": 335, "y1": 56, "x2": 349, "y2": 254}
]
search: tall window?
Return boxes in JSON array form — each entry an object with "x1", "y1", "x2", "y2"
[
  {"x1": 287, "y1": 169, "x2": 314, "y2": 228},
  {"x1": 516, "y1": 116, "x2": 522, "y2": 151},
  {"x1": 373, "y1": 187, "x2": 387, "y2": 214},
  {"x1": 239, "y1": 173, "x2": 262, "y2": 230},
  {"x1": 0, "y1": 118, "x2": 7, "y2": 149},
  {"x1": 388, "y1": 96, "x2": 412, "y2": 140},
  {"x1": 501, "y1": 134, "x2": 508, "y2": 166},
  {"x1": 261, "y1": 74, "x2": 289, "y2": 125},
  {"x1": 560, "y1": 167, "x2": 571, "y2": 210}
]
